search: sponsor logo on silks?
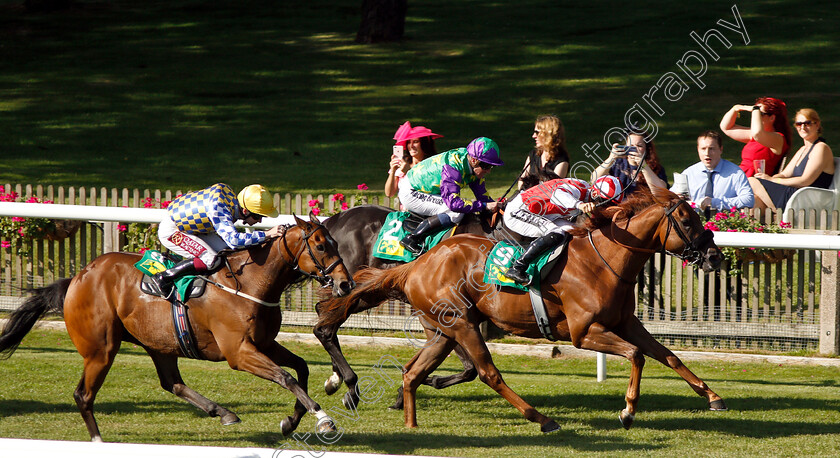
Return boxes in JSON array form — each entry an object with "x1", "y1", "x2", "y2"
[{"x1": 169, "y1": 232, "x2": 207, "y2": 257}]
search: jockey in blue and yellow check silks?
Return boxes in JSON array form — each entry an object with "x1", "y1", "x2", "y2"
[{"x1": 167, "y1": 183, "x2": 266, "y2": 248}]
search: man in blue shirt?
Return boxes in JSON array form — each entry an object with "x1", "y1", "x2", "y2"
[{"x1": 672, "y1": 130, "x2": 754, "y2": 210}]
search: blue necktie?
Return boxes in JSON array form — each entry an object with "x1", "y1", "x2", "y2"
[{"x1": 704, "y1": 170, "x2": 715, "y2": 198}]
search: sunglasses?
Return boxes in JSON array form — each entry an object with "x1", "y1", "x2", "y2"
[
  {"x1": 478, "y1": 161, "x2": 495, "y2": 170},
  {"x1": 794, "y1": 120, "x2": 815, "y2": 127},
  {"x1": 533, "y1": 130, "x2": 541, "y2": 135}
]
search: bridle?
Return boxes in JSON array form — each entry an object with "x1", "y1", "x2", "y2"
[
  {"x1": 280, "y1": 223, "x2": 344, "y2": 288},
  {"x1": 588, "y1": 198, "x2": 715, "y2": 283}
]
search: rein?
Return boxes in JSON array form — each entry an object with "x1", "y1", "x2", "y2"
[{"x1": 587, "y1": 199, "x2": 713, "y2": 283}]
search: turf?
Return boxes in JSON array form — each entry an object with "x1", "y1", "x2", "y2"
[
  {"x1": 1, "y1": 328, "x2": 839, "y2": 456},
  {"x1": 2, "y1": 0, "x2": 839, "y2": 197}
]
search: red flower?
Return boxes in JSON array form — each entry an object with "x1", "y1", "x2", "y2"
[
  {"x1": 331, "y1": 193, "x2": 345, "y2": 202},
  {"x1": 357, "y1": 183, "x2": 368, "y2": 191}
]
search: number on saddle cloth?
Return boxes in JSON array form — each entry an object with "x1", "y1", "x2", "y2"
[
  {"x1": 483, "y1": 241, "x2": 563, "y2": 291},
  {"x1": 134, "y1": 250, "x2": 204, "y2": 302},
  {"x1": 372, "y1": 211, "x2": 450, "y2": 262}
]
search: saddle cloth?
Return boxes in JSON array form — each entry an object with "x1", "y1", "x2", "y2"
[
  {"x1": 372, "y1": 211, "x2": 452, "y2": 262},
  {"x1": 134, "y1": 250, "x2": 205, "y2": 302}
]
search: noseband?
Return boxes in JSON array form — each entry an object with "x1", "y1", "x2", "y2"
[{"x1": 281, "y1": 223, "x2": 343, "y2": 287}]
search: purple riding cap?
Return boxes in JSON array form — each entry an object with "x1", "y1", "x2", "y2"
[{"x1": 467, "y1": 137, "x2": 504, "y2": 166}]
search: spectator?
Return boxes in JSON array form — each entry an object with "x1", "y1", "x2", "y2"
[
  {"x1": 749, "y1": 108, "x2": 834, "y2": 210},
  {"x1": 672, "y1": 130, "x2": 754, "y2": 210},
  {"x1": 384, "y1": 121, "x2": 442, "y2": 197},
  {"x1": 517, "y1": 114, "x2": 570, "y2": 190},
  {"x1": 503, "y1": 176, "x2": 622, "y2": 285},
  {"x1": 591, "y1": 132, "x2": 668, "y2": 195},
  {"x1": 398, "y1": 137, "x2": 502, "y2": 255},
  {"x1": 720, "y1": 96, "x2": 791, "y2": 177}
]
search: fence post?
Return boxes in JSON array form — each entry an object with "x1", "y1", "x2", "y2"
[{"x1": 819, "y1": 249, "x2": 840, "y2": 355}]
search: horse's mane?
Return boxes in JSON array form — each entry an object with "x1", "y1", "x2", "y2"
[{"x1": 568, "y1": 186, "x2": 679, "y2": 237}]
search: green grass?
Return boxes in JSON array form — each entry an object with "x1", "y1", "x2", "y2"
[
  {"x1": 2, "y1": 0, "x2": 839, "y2": 197},
  {"x1": 2, "y1": 328, "x2": 839, "y2": 456}
]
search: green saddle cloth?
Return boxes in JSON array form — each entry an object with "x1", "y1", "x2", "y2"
[
  {"x1": 134, "y1": 250, "x2": 197, "y2": 302},
  {"x1": 372, "y1": 211, "x2": 450, "y2": 262},
  {"x1": 483, "y1": 241, "x2": 554, "y2": 292}
]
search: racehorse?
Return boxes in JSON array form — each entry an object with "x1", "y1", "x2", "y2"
[
  {"x1": 316, "y1": 188, "x2": 726, "y2": 432},
  {"x1": 0, "y1": 214, "x2": 352, "y2": 442},
  {"x1": 315, "y1": 205, "x2": 515, "y2": 410}
]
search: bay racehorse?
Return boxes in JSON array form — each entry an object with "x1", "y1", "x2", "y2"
[
  {"x1": 315, "y1": 204, "x2": 519, "y2": 410},
  {"x1": 316, "y1": 188, "x2": 726, "y2": 432},
  {"x1": 0, "y1": 214, "x2": 352, "y2": 441}
]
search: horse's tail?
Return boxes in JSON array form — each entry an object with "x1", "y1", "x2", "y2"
[
  {"x1": 316, "y1": 263, "x2": 414, "y2": 329},
  {"x1": 0, "y1": 278, "x2": 71, "y2": 359}
]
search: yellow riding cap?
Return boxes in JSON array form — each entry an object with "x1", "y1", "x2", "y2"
[{"x1": 237, "y1": 184, "x2": 279, "y2": 218}]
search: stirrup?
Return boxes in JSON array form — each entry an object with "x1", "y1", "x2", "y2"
[
  {"x1": 505, "y1": 266, "x2": 532, "y2": 286},
  {"x1": 400, "y1": 237, "x2": 424, "y2": 256},
  {"x1": 152, "y1": 273, "x2": 176, "y2": 301}
]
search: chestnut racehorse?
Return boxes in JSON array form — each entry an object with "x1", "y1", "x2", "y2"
[
  {"x1": 0, "y1": 215, "x2": 352, "y2": 442},
  {"x1": 317, "y1": 189, "x2": 726, "y2": 432}
]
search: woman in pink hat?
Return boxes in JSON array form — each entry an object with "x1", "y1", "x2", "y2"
[{"x1": 384, "y1": 121, "x2": 442, "y2": 197}]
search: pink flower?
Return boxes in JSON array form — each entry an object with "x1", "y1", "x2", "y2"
[
  {"x1": 308, "y1": 199, "x2": 320, "y2": 208},
  {"x1": 161, "y1": 200, "x2": 172, "y2": 209},
  {"x1": 118, "y1": 225, "x2": 128, "y2": 232},
  {"x1": 12, "y1": 217, "x2": 25, "y2": 222},
  {"x1": 311, "y1": 207, "x2": 321, "y2": 216},
  {"x1": 18, "y1": 227, "x2": 25, "y2": 236},
  {"x1": 689, "y1": 201, "x2": 697, "y2": 208},
  {"x1": 26, "y1": 196, "x2": 41, "y2": 203},
  {"x1": 341, "y1": 202, "x2": 349, "y2": 211},
  {"x1": 357, "y1": 183, "x2": 368, "y2": 191},
  {"x1": 331, "y1": 193, "x2": 345, "y2": 202},
  {"x1": 1, "y1": 241, "x2": 10, "y2": 248},
  {"x1": 139, "y1": 248, "x2": 148, "y2": 254},
  {"x1": 714, "y1": 212, "x2": 726, "y2": 221},
  {"x1": 704, "y1": 221, "x2": 719, "y2": 231}
]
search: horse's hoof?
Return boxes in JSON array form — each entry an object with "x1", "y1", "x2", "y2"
[
  {"x1": 280, "y1": 416, "x2": 296, "y2": 436},
  {"x1": 220, "y1": 413, "x2": 241, "y2": 426},
  {"x1": 619, "y1": 409, "x2": 635, "y2": 430},
  {"x1": 388, "y1": 400, "x2": 404, "y2": 410},
  {"x1": 540, "y1": 420, "x2": 561, "y2": 433},
  {"x1": 342, "y1": 391, "x2": 359, "y2": 410},
  {"x1": 709, "y1": 399, "x2": 728, "y2": 411},
  {"x1": 324, "y1": 373, "x2": 343, "y2": 396},
  {"x1": 316, "y1": 417, "x2": 337, "y2": 434}
]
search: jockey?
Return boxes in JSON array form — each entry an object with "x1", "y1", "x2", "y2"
[
  {"x1": 152, "y1": 183, "x2": 282, "y2": 300},
  {"x1": 503, "y1": 175, "x2": 623, "y2": 285},
  {"x1": 398, "y1": 137, "x2": 503, "y2": 255}
]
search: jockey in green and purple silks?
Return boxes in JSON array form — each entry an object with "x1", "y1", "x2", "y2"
[{"x1": 397, "y1": 137, "x2": 503, "y2": 255}]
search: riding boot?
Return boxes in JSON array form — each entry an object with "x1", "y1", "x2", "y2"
[
  {"x1": 152, "y1": 258, "x2": 201, "y2": 301},
  {"x1": 505, "y1": 232, "x2": 570, "y2": 286},
  {"x1": 399, "y1": 215, "x2": 449, "y2": 256}
]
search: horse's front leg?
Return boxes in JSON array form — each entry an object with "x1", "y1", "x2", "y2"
[
  {"x1": 571, "y1": 321, "x2": 646, "y2": 429},
  {"x1": 401, "y1": 332, "x2": 459, "y2": 427},
  {"x1": 617, "y1": 315, "x2": 726, "y2": 411},
  {"x1": 224, "y1": 339, "x2": 336, "y2": 436},
  {"x1": 313, "y1": 320, "x2": 360, "y2": 410}
]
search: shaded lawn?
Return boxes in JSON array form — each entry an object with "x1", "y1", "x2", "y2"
[{"x1": 1, "y1": 0, "x2": 838, "y2": 196}]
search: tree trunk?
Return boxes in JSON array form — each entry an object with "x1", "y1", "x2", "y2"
[{"x1": 356, "y1": 0, "x2": 407, "y2": 44}]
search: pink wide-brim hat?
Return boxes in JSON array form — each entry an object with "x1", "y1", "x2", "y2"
[{"x1": 393, "y1": 121, "x2": 442, "y2": 146}]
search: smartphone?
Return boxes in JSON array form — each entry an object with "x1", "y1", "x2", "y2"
[
  {"x1": 615, "y1": 145, "x2": 637, "y2": 156},
  {"x1": 392, "y1": 145, "x2": 404, "y2": 159}
]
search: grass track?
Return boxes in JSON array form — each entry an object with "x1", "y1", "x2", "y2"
[{"x1": 1, "y1": 329, "x2": 839, "y2": 456}]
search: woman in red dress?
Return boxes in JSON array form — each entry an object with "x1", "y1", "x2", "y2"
[{"x1": 720, "y1": 96, "x2": 791, "y2": 177}]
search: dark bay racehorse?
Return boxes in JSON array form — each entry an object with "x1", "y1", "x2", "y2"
[
  {"x1": 0, "y1": 215, "x2": 352, "y2": 442},
  {"x1": 317, "y1": 189, "x2": 726, "y2": 432},
  {"x1": 316, "y1": 205, "x2": 514, "y2": 409}
]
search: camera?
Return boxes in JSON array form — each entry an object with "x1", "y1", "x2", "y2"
[{"x1": 615, "y1": 145, "x2": 637, "y2": 156}]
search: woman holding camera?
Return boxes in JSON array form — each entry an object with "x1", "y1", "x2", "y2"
[
  {"x1": 719, "y1": 96, "x2": 791, "y2": 177},
  {"x1": 591, "y1": 132, "x2": 668, "y2": 196},
  {"x1": 384, "y1": 121, "x2": 442, "y2": 198},
  {"x1": 517, "y1": 114, "x2": 570, "y2": 190}
]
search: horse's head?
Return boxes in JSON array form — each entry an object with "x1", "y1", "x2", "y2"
[
  {"x1": 653, "y1": 188, "x2": 722, "y2": 272},
  {"x1": 285, "y1": 213, "x2": 354, "y2": 297}
]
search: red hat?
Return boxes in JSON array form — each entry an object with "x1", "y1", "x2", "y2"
[{"x1": 394, "y1": 121, "x2": 442, "y2": 146}]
